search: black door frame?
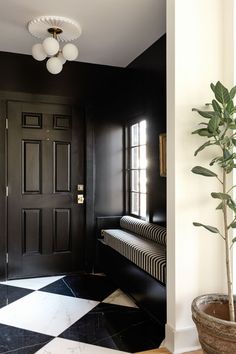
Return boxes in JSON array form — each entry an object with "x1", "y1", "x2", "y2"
[{"x1": 0, "y1": 90, "x2": 96, "y2": 280}]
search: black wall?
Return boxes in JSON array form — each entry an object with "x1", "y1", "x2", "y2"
[
  {"x1": 0, "y1": 51, "x2": 126, "y2": 101},
  {"x1": 94, "y1": 118, "x2": 124, "y2": 216},
  {"x1": 93, "y1": 35, "x2": 166, "y2": 225},
  {"x1": 0, "y1": 51, "x2": 127, "y2": 273},
  {"x1": 127, "y1": 35, "x2": 166, "y2": 224},
  {"x1": 0, "y1": 35, "x2": 166, "y2": 274}
]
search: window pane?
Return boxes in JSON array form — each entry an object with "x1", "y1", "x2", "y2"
[
  {"x1": 131, "y1": 123, "x2": 139, "y2": 146},
  {"x1": 140, "y1": 120, "x2": 146, "y2": 145},
  {"x1": 140, "y1": 145, "x2": 147, "y2": 168},
  {"x1": 131, "y1": 147, "x2": 139, "y2": 168},
  {"x1": 131, "y1": 170, "x2": 139, "y2": 192},
  {"x1": 131, "y1": 192, "x2": 139, "y2": 215},
  {"x1": 140, "y1": 193, "x2": 146, "y2": 218},
  {"x1": 140, "y1": 170, "x2": 146, "y2": 193}
]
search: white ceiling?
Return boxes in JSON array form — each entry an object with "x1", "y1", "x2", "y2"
[{"x1": 0, "y1": 0, "x2": 166, "y2": 67}]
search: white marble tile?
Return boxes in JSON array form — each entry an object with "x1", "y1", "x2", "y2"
[
  {"x1": 0, "y1": 291, "x2": 98, "y2": 336},
  {"x1": 0, "y1": 275, "x2": 65, "y2": 290},
  {"x1": 102, "y1": 289, "x2": 138, "y2": 308},
  {"x1": 35, "y1": 338, "x2": 130, "y2": 354}
]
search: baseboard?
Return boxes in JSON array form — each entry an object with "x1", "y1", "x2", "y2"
[{"x1": 164, "y1": 323, "x2": 201, "y2": 353}]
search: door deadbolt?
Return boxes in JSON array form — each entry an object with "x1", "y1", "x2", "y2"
[
  {"x1": 77, "y1": 194, "x2": 84, "y2": 204},
  {"x1": 77, "y1": 184, "x2": 84, "y2": 191}
]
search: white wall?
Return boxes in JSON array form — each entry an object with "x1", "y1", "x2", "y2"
[{"x1": 166, "y1": 0, "x2": 235, "y2": 352}]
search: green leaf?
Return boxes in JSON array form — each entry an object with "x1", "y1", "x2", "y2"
[
  {"x1": 194, "y1": 141, "x2": 212, "y2": 156},
  {"x1": 230, "y1": 222, "x2": 236, "y2": 229},
  {"x1": 214, "y1": 81, "x2": 231, "y2": 104},
  {"x1": 216, "y1": 202, "x2": 223, "y2": 210},
  {"x1": 226, "y1": 100, "x2": 234, "y2": 113},
  {"x1": 221, "y1": 154, "x2": 236, "y2": 168},
  {"x1": 223, "y1": 110, "x2": 231, "y2": 120},
  {"x1": 226, "y1": 165, "x2": 234, "y2": 174},
  {"x1": 212, "y1": 99, "x2": 222, "y2": 113},
  {"x1": 210, "y1": 83, "x2": 216, "y2": 93},
  {"x1": 192, "y1": 128, "x2": 213, "y2": 137},
  {"x1": 208, "y1": 116, "x2": 220, "y2": 133},
  {"x1": 232, "y1": 237, "x2": 236, "y2": 243},
  {"x1": 223, "y1": 149, "x2": 231, "y2": 160},
  {"x1": 232, "y1": 139, "x2": 236, "y2": 147},
  {"x1": 227, "y1": 199, "x2": 236, "y2": 212},
  {"x1": 193, "y1": 222, "x2": 219, "y2": 233},
  {"x1": 230, "y1": 86, "x2": 236, "y2": 99},
  {"x1": 192, "y1": 108, "x2": 215, "y2": 119},
  {"x1": 191, "y1": 166, "x2": 217, "y2": 177},
  {"x1": 210, "y1": 156, "x2": 222, "y2": 166},
  {"x1": 222, "y1": 136, "x2": 230, "y2": 145},
  {"x1": 211, "y1": 192, "x2": 231, "y2": 200}
]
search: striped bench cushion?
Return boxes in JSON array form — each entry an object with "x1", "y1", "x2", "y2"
[
  {"x1": 120, "y1": 216, "x2": 166, "y2": 246},
  {"x1": 103, "y1": 229, "x2": 166, "y2": 284}
]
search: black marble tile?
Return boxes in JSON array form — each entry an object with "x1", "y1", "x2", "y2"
[
  {"x1": 0, "y1": 323, "x2": 53, "y2": 353},
  {"x1": 40, "y1": 273, "x2": 118, "y2": 301},
  {"x1": 0, "y1": 285, "x2": 33, "y2": 309},
  {"x1": 60, "y1": 302, "x2": 165, "y2": 353}
]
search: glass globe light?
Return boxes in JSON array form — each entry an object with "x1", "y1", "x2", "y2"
[
  {"x1": 57, "y1": 52, "x2": 66, "y2": 65},
  {"x1": 46, "y1": 57, "x2": 63, "y2": 74},
  {"x1": 32, "y1": 43, "x2": 47, "y2": 61},
  {"x1": 62, "y1": 43, "x2": 78, "y2": 61},
  {"x1": 43, "y1": 37, "x2": 59, "y2": 56}
]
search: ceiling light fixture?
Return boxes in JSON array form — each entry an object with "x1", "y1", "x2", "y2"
[{"x1": 28, "y1": 16, "x2": 81, "y2": 74}]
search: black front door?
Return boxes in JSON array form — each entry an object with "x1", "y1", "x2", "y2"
[{"x1": 7, "y1": 100, "x2": 85, "y2": 279}]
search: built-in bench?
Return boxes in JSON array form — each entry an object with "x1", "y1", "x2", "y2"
[
  {"x1": 102, "y1": 215, "x2": 166, "y2": 284},
  {"x1": 97, "y1": 215, "x2": 166, "y2": 327}
]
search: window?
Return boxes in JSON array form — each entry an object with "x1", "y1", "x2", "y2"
[{"x1": 127, "y1": 120, "x2": 147, "y2": 218}]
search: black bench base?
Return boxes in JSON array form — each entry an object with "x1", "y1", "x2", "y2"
[{"x1": 98, "y1": 239, "x2": 166, "y2": 327}]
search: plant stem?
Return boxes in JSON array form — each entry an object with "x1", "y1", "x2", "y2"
[{"x1": 223, "y1": 168, "x2": 235, "y2": 321}]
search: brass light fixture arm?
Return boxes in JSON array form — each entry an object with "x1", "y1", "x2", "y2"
[{"x1": 47, "y1": 27, "x2": 63, "y2": 39}]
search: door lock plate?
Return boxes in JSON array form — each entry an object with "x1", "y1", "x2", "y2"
[
  {"x1": 77, "y1": 194, "x2": 84, "y2": 204},
  {"x1": 77, "y1": 184, "x2": 84, "y2": 191}
]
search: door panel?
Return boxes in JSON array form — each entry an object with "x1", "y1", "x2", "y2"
[
  {"x1": 7, "y1": 100, "x2": 84, "y2": 279},
  {"x1": 22, "y1": 140, "x2": 41, "y2": 193},
  {"x1": 53, "y1": 208, "x2": 71, "y2": 252},
  {"x1": 54, "y1": 142, "x2": 71, "y2": 192},
  {"x1": 22, "y1": 208, "x2": 42, "y2": 255}
]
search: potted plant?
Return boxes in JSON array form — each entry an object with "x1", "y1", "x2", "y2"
[{"x1": 191, "y1": 81, "x2": 236, "y2": 353}]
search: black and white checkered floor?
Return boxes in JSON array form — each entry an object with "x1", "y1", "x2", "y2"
[{"x1": 0, "y1": 273, "x2": 164, "y2": 353}]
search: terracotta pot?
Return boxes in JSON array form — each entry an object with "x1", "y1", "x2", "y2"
[{"x1": 192, "y1": 294, "x2": 236, "y2": 354}]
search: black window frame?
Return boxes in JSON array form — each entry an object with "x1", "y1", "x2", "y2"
[{"x1": 125, "y1": 119, "x2": 147, "y2": 220}]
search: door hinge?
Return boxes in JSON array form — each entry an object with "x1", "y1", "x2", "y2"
[
  {"x1": 6, "y1": 186, "x2": 8, "y2": 197},
  {"x1": 6, "y1": 118, "x2": 8, "y2": 130},
  {"x1": 6, "y1": 253, "x2": 8, "y2": 264}
]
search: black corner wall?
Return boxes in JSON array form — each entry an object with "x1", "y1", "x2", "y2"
[
  {"x1": 126, "y1": 35, "x2": 166, "y2": 224},
  {"x1": 128, "y1": 35, "x2": 166, "y2": 224},
  {"x1": 93, "y1": 35, "x2": 166, "y2": 225}
]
